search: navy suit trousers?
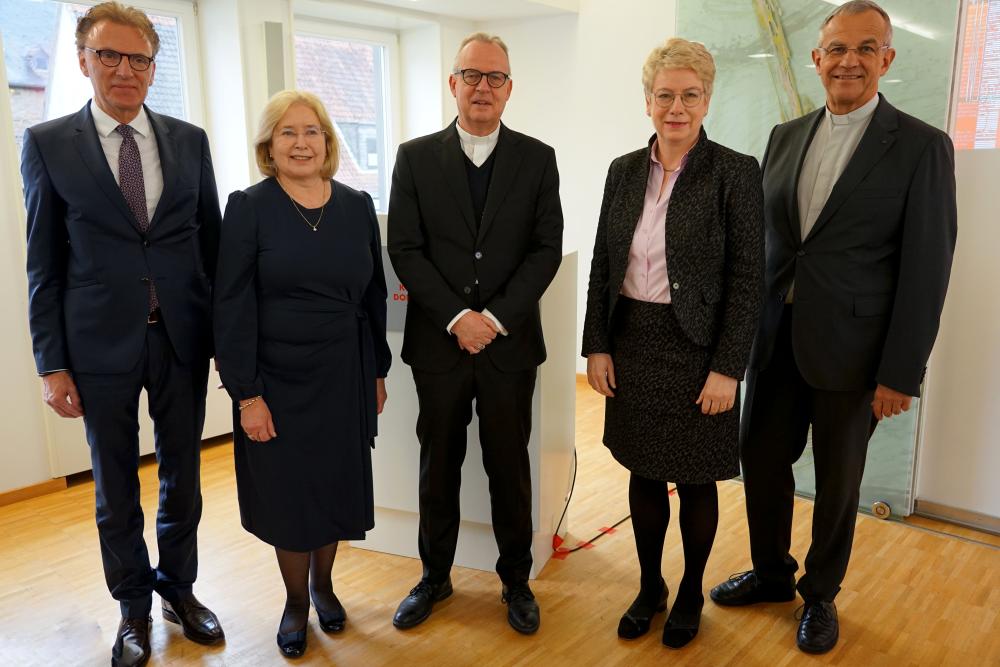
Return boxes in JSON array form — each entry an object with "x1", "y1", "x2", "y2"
[{"x1": 74, "y1": 321, "x2": 208, "y2": 617}]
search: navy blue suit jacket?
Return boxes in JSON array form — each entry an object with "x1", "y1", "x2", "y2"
[{"x1": 21, "y1": 102, "x2": 221, "y2": 375}]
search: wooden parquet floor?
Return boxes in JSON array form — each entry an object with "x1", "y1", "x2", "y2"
[{"x1": 0, "y1": 378, "x2": 997, "y2": 666}]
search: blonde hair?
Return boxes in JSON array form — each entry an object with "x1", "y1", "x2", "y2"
[
  {"x1": 642, "y1": 38, "x2": 716, "y2": 97},
  {"x1": 253, "y1": 90, "x2": 340, "y2": 180},
  {"x1": 453, "y1": 32, "x2": 511, "y2": 72},
  {"x1": 76, "y1": 2, "x2": 160, "y2": 57}
]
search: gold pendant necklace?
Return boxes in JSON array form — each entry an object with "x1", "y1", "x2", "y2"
[{"x1": 282, "y1": 181, "x2": 327, "y2": 231}]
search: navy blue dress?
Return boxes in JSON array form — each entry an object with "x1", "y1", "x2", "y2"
[{"x1": 214, "y1": 178, "x2": 391, "y2": 552}]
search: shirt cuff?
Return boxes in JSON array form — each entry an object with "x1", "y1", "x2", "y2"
[
  {"x1": 482, "y1": 309, "x2": 508, "y2": 336},
  {"x1": 38, "y1": 369, "x2": 70, "y2": 377},
  {"x1": 446, "y1": 309, "x2": 472, "y2": 334}
]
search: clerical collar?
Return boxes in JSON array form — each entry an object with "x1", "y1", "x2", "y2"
[
  {"x1": 456, "y1": 122, "x2": 500, "y2": 167},
  {"x1": 826, "y1": 94, "x2": 879, "y2": 127}
]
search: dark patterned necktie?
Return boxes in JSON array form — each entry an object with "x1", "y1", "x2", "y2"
[{"x1": 116, "y1": 124, "x2": 159, "y2": 313}]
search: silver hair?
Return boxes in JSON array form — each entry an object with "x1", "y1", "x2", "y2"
[
  {"x1": 452, "y1": 32, "x2": 510, "y2": 73},
  {"x1": 818, "y1": 0, "x2": 893, "y2": 47}
]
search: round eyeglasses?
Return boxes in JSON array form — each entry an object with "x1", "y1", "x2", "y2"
[
  {"x1": 652, "y1": 89, "x2": 705, "y2": 109},
  {"x1": 83, "y1": 47, "x2": 154, "y2": 71},
  {"x1": 454, "y1": 68, "x2": 511, "y2": 88}
]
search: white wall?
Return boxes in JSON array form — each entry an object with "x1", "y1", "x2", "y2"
[
  {"x1": 915, "y1": 148, "x2": 1000, "y2": 519},
  {"x1": 485, "y1": 0, "x2": 678, "y2": 371},
  {"x1": 0, "y1": 35, "x2": 57, "y2": 493}
]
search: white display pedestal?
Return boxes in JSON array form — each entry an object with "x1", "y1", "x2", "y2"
[{"x1": 354, "y1": 252, "x2": 577, "y2": 579}]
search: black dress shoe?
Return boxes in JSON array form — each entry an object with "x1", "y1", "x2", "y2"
[
  {"x1": 502, "y1": 583, "x2": 540, "y2": 635},
  {"x1": 392, "y1": 578, "x2": 453, "y2": 629},
  {"x1": 112, "y1": 616, "x2": 151, "y2": 667},
  {"x1": 796, "y1": 601, "x2": 839, "y2": 654},
  {"x1": 709, "y1": 570, "x2": 796, "y2": 607},
  {"x1": 312, "y1": 593, "x2": 347, "y2": 633},
  {"x1": 617, "y1": 579, "x2": 668, "y2": 639},
  {"x1": 162, "y1": 595, "x2": 225, "y2": 644},
  {"x1": 662, "y1": 600, "x2": 703, "y2": 649}
]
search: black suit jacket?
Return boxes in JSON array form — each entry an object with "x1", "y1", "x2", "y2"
[
  {"x1": 387, "y1": 121, "x2": 563, "y2": 372},
  {"x1": 582, "y1": 130, "x2": 765, "y2": 379},
  {"x1": 22, "y1": 102, "x2": 221, "y2": 375},
  {"x1": 751, "y1": 94, "x2": 957, "y2": 396}
]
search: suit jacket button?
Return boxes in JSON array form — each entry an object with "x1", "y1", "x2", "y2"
[
  {"x1": 672, "y1": 282, "x2": 680, "y2": 290},
  {"x1": 474, "y1": 251, "x2": 482, "y2": 259},
  {"x1": 797, "y1": 249, "x2": 806, "y2": 257},
  {"x1": 143, "y1": 239, "x2": 151, "y2": 248},
  {"x1": 464, "y1": 286, "x2": 472, "y2": 294}
]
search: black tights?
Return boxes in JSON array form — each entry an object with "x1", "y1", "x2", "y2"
[
  {"x1": 275, "y1": 541, "x2": 340, "y2": 633},
  {"x1": 629, "y1": 473, "x2": 718, "y2": 612}
]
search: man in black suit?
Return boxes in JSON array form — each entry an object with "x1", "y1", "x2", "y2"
[
  {"x1": 21, "y1": 3, "x2": 223, "y2": 665},
  {"x1": 709, "y1": 0, "x2": 956, "y2": 655},
  {"x1": 387, "y1": 32, "x2": 563, "y2": 635}
]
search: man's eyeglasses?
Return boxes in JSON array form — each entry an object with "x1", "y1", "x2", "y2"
[
  {"x1": 816, "y1": 44, "x2": 890, "y2": 59},
  {"x1": 82, "y1": 47, "x2": 154, "y2": 71},
  {"x1": 453, "y1": 68, "x2": 511, "y2": 88},
  {"x1": 652, "y1": 89, "x2": 705, "y2": 109}
]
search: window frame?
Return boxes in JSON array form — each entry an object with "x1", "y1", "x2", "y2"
[{"x1": 292, "y1": 17, "x2": 401, "y2": 213}]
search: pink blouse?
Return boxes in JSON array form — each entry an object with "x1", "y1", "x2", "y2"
[{"x1": 620, "y1": 146, "x2": 686, "y2": 303}]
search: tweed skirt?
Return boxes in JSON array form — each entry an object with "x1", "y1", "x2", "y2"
[{"x1": 602, "y1": 296, "x2": 740, "y2": 483}]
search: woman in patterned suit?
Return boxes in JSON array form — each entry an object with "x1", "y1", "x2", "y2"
[{"x1": 582, "y1": 38, "x2": 764, "y2": 648}]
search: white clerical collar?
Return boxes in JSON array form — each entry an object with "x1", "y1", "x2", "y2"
[
  {"x1": 90, "y1": 99, "x2": 151, "y2": 138},
  {"x1": 826, "y1": 93, "x2": 879, "y2": 127},
  {"x1": 456, "y1": 121, "x2": 500, "y2": 167}
]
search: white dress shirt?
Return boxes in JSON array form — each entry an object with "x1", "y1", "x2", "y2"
[
  {"x1": 90, "y1": 100, "x2": 163, "y2": 222},
  {"x1": 788, "y1": 93, "x2": 879, "y2": 302},
  {"x1": 447, "y1": 122, "x2": 507, "y2": 336}
]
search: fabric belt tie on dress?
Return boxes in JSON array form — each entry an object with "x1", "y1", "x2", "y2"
[{"x1": 353, "y1": 309, "x2": 378, "y2": 444}]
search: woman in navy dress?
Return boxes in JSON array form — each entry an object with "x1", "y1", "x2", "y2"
[{"x1": 214, "y1": 90, "x2": 390, "y2": 658}]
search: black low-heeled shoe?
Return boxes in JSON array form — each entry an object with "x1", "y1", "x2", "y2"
[
  {"x1": 617, "y1": 580, "x2": 668, "y2": 639},
  {"x1": 276, "y1": 627, "x2": 307, "y2": 658},
  {"x1": 662, "y1": 601, "x2": 703, "y2": 649},
  {"x1": 313, "y1": 595, "x2": 347, "y2": 633}
]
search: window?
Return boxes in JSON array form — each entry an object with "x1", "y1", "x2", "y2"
[
  {"x1": 293, "y1": 22, "x2": 397, "y2": 212},
  {"x1": 1, "y1": 0, "x2": 201, "y2": 155}
]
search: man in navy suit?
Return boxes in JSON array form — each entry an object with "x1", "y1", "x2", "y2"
[{"x1": 20, "y1": 3, "x2": 223, "y2": 665}]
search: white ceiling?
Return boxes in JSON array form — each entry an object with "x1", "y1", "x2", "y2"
[
  {"x1": 298, "y1": 0, "x2": 578, "y2": 26},
  {"x1": 366, "y1": 0, "x2": 577, "y2": 21}
]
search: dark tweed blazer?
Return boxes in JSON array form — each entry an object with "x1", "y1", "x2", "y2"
[{"x1": 581, "y1": 130, "x2": 765, "y2": 380}]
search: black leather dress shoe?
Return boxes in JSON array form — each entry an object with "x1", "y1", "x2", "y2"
[
  {"x1": 112, "y1": 616, "x2": 151, "y2": 667},
  {"x1": 162, "y1": 595, "x2": 225, "y2": 644},
  {"x1": 502, "y1": 583, "x2": 540, "y2": 635},
  {"x1": 617, "y1": 579, "x2": 668, "y2": 639},
  {"x1": 392, "y1": 578, "x2": 453, "y2": 629},
  {"x1": 709, "y1": 571, "x2": 796, "y2": 607},
  {"x1": 312, "y1": 593, "x2": 347, "y2": 633},
  {"x1": 662, "y1": 600, "x2": 703, "y2": 649},
  {"x1": 797, "y1": 601, "x2": 839, "y2": 654}
]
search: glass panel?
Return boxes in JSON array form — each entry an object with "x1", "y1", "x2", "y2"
[
  {"x1": 294, "y1": 33, "x2": 389, "y2": 211},
  {"x1": 679, "y1": 0, "x2": 963, "y2": 519},
  {"x1": 1, "y1": 0, "x2": 187, "y2": 155}
]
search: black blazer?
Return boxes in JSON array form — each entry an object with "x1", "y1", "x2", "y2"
[
  {"x1": 751, "y1": 94, "x2": 957, "y2": 396},
  {"x1": 22, "y1": 102, "x2": 221, "y2": 374},
  {"x1": 582, "y1": 131, "x2": 765, "y2": 380},
  {"x1": 387, "y1": 120, "x2": 563, "y2": 373}
]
